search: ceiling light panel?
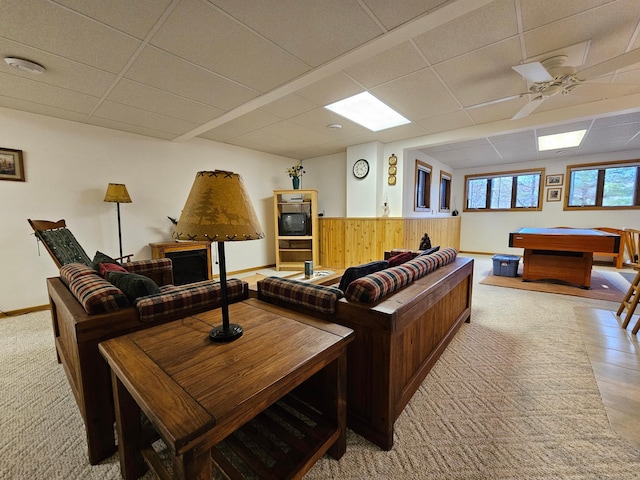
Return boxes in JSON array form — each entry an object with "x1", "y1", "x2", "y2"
[{"x1": 325, "y1": 92, "x2": 410, "y2": 131}]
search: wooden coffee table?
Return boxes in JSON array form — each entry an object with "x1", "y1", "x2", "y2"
[{"x1": 99, "y1": 298, "x2": 354, "y2": 480}]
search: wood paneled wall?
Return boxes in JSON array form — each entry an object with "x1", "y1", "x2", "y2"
[{"x1": 318, "y1": 217, "x2": 461, "y2": 268}]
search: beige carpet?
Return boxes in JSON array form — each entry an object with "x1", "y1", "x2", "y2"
[
  {"x1": 480, "y1": 267, "x2": 629, "y2": 303},
  {"x1": 2, "y1": 255, "x2": 640, "y2": 479}
]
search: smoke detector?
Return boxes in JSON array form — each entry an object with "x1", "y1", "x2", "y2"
[{"x1": 4, "y1": 57, "x2": 45, "y2": 74}]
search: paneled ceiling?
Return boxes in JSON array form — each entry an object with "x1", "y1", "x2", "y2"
[{"x1": 1, "y1": 0, "x2": 640, "y2": 169}]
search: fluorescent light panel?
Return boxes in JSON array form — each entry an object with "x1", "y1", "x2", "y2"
[
  {"x1": 538, "y1": 130, "x2": 587, "y2": 151},
  {"x1": 325, "y1": 92, "x2": 410, "y2": 131}
]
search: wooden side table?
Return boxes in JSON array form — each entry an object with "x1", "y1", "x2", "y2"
[{"x1": 99, "y1": 298, "x2": 354, "y2": 479}]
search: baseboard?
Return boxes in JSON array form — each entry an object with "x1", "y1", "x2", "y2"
[{"x1": 0, "y1": 304, "x2": 50, "y2": 318}]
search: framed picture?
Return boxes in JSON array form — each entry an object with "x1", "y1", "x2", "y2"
[
  {"x1": 545, "y1": 174, "x2": 563, "y2": 186},
  {"x1": 546, "y1": 187, "x2": 562, "y2": 202},
  {"x1": 0, "y1": 148, "x2": 25, "y2": 182}
]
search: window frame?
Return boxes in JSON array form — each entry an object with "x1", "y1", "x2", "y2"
[
  {"x1": 463, "y1": 167, "x2": 545, "y2": 212},
  {"x1": 414, "y1": 160, "x2": 432, "y2": 212},
  {"x1": 439, "y1": 170, "x2": 452, "y2": 212},
  {"x1": 564, "y1": 159, "x2": 640, "y2": 211}
]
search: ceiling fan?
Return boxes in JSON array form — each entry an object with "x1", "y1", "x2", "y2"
[{"x1": 471, "y1": 47, "x2": 640, "y2": 120}]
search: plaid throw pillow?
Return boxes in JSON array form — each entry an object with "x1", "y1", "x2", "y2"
[{"x1": 259, "y1": 277, "x2": 344, "y2": 315}]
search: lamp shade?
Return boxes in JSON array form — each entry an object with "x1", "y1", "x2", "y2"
[
  {"x1": 173, "y1": 170, "x2": 264, "y2": 242},
  {"x1": 104, "y1": 183, "x2": 132, "y2": 203}
]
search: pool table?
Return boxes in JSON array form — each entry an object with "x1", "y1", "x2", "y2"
[{"x1": 508, "y1": 228, "x2": 620, "y2": 289}]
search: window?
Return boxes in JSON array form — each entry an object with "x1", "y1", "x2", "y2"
[
  {"x1": 566, "y1": 160, "x2": 640, "y2": 209},
  {"x1": 439, "y1": 171, "x2": 452, "y2": 212},
  {"x1": 415, "y1": 160, "x2": 431, "y2": 211},
  {"x1": 464, "y1": 168, "x2": 544, "y2": 211}
]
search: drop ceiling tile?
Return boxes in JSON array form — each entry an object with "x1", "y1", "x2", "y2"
[
  {"x1": 520, "y1": 0, "x2": 616, "y2": 31},
  {"x1": 413, "y1": 0, "x2": 518, "y2": 65},
  {"x1": 296, "y1": 72, "x2": 364, "y2": 106},
  {"x1": 209, "y1": 0, "x2": 383, "y2": 67},
  {"x1": 259, "y1": 94, "x2": 317, "y2": 120},
  {"x1": 593, "y1": 112, "x2": 640, "y2": 127},
  {"x1": 490, "y1": 130, "x2": 536, "y2": 144},
  {"x1": 362, "y1": 0, "x2": 447, "y2": 30},
  {"x1": 151, "y1": 0, "x2": 310, "y2": 92},
  {"x1": 125, "y1": 46, "x2": 259, "y2": 110},
  {"x1": 232, "y1": 109, "x2": 282, "y2": 130},
  {"x1": 236, "y1": 128, "x2": 309, "y2": 151},
  {"x1": 91, "y1": 100, "x2": 199, "y2": 135},
  {"x1": 52, "y1": 0, "x2": 173, "y2": 39},
  {"x1": 371, "y1": 69, "x2": 460, "y2": 120},
  {"x1": 108, "y1": 79, "x2": 225, "y2": 124},
  {"x1": 435, "y1": 37, "x2": 525, "y2": 108},
  {"x1": 466, "y1": 97, "x2": 528, "y2": 124},
  {"x1": 0, "y1": 38, "x2": 117, "y2": 97},
  {"x1": 415, "y1": 110, "x2": 474, "y2": 134},
  {"x1": 522, "y1": 0, "x2": 637, "y2": 66},
  {"x1": 374, "y1": 122, "x2": 429, "y2": 143},
  {"x1": 287, "y1": 107, "x2": 371, "y2": 137},
  {"x1": 1, "y1": 0, "x2": 141, "y2": 74},
  {"x1": 344, "y1": 42, "x2": 428, "y2": 89},
  {"x1": 258, "y1": 120, "x2": 337, "y2": 146},
  {"x1": 199, "y1": 121, "x2": 254, "y2": 139},
  {"x1": 87, "y1": 116, "x2": 176, "y2": 140},
  {"x1": 0, "y1": 71, "x2": 99, "y2": 113},
  {"x1": 0, "y1": 95, "x2": 88, "y2": 122}
]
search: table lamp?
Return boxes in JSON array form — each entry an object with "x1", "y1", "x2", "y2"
[
  {"x1": 173, "y1": 170, "x2": 264, "y2": 342},
  {"x1": 104, "y1": 183, "x2": 132, "y2": 258}
]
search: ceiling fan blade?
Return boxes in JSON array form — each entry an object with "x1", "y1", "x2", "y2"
[
  {"x1": 466, "y1": 94, "x2": 524, "y2": 110},
  {"x1": 578, "y1": 48, "x2": 640, "y2": 80},
  {"x1": 512, "y1": 97, "x2": 545, "y2": 120},
  {"x1": 512, "y1": 62, "x2": 554, "y2": 83}
]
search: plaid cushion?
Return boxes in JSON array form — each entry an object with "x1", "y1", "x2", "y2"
[
  {"x1": 258, "y1": 277, "x2": 344, "y2": 315},
  {"x1": 345, "y1": 249, "x2": 457, "y2": 303},
  {"x1": 430, "y1": 247, "x2": 458, "y2": 267},
  {"x1": 345, "y1": 265, "x2": 414, "y2": 303},
  {"x1": 124, "y1": 258, "x2": 172, "y2": 276},
  {"x1": 60, "y1": 263, "x2": 99, "y2": 286},
  {"x1": 65, "y1": 270, "x2": 129, "y2": 314},
  {"x1": 135, "y1": 278, "x2": 246, "y2": 322}
]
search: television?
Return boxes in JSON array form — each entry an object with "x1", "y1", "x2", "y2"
[{"x1": 279, "y1": 212, "x2": 308, "y2": 236}]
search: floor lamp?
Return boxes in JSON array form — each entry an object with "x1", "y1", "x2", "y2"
[
  {"x1": 173, "y1": 170, "x2": 264, "y2": 342},
  {"x1": 104, "y1": 183, "x2": 132, "y2": 258}
]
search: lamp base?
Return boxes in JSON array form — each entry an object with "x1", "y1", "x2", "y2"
[{"x1": 209, "y1": 324, "x2": 243, "y2": 342}]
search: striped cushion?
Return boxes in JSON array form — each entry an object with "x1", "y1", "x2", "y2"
[
  {"x1": 135, "y1": 278, "x2": 246, "y2": 322},
  {"x1": 64, "y1": 269, "x2": 129, "y2": 314},
  {"x1": 345, "y1": 248, "x2": 458, "y2": 303},
  {"x1": 258, "y1": 277, "x2": 344, "y2": 315},
  {"x1": 60, "y1": 263, "x2": 99, "y2": 286},
  {"x1": 430, "y1": 247, "x2": 458, "y2": 267}
]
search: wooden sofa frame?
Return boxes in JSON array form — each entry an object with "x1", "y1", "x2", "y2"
[{"x1": 259, "y1": 256, "x2": 474, "y2": 450}]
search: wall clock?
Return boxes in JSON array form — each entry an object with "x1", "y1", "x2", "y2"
[{"x1": 353, "y1": 158, "x2": 369, "y2": 179}]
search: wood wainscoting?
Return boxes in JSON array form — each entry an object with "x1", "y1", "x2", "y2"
[{"x1": 318, "y1": 217, "x2": 461, "y2": 269}]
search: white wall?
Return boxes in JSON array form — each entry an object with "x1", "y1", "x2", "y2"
[
  {"x1": 302, "y1": 152, "x2": 346, "y2": 218},
  {"x1": 0, "y1": 108, "x2": 298, "y2": 312},
  {"x1": 346, "y1": 142, "x2": 383, "y2": 217},
  {"x1": 453, "y1": 150, "x2": 640, "y2": 255}
]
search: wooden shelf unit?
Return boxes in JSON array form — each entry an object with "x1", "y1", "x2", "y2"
[{"x1": 274, "y1": 189, "x2": 318, "y2": 271}]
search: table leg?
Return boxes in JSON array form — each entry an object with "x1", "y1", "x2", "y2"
[
  {"x1": 326, "y1": 353, "x2": 348, "y2": 459},
  {"x1": 112, "y1": 373, "x2": 147, "y2": 480},
  {"x1": 173, "y1": 448, "x2": 212, "y2": 480}
]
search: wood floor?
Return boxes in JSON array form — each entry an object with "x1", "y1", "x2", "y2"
[{"x1": 577, "y1": 305, "x2": 640, "y2": 449}]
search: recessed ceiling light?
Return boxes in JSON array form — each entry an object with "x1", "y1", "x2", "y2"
[
  {"x1": 325, "y1": 92, "x2": 410, "y2": 132},
  {"x1": 538, "y1": 130, "x2": 586, "y2": 151},
  {"x1": 4, "y1": 57, "x2": 45, "y2": 74}
]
